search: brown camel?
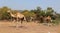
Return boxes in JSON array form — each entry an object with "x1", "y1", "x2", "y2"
[{"x1": 44, "y1": 16, "x2": 52, "y2": 23}]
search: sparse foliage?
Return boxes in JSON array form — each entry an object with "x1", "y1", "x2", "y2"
[{"x1": 0, "y1": 6, "x2": 60, "y2": 25}]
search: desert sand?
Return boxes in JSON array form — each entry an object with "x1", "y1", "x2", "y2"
[{"x1": 0, "y1": 21, "x2": 60, "y2": 33}]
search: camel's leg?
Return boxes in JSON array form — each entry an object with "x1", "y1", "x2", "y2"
[
  {"x1": 16, "y1": 17, "x2": 19, "y2": 28},
  {"x1": 21, "y1": 20, "x2": 23, "y2": 24},
  {"x1": 11, "y1": 17, "x2": 13, "y2": 22},
  {"x1": 20, "y1": 17, "x2": 25, "y2": 27}
]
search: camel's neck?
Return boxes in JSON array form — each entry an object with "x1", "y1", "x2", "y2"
[{"x1": 9, "y1": 12, "x2": 16, "y2": 17}]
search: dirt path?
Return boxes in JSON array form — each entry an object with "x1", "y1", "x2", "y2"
[{"x1": 0, "y1": 21, "x2": 60, "y2": 33}]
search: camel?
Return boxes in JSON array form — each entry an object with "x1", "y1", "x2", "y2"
[
  {"x1": 7, "y1": 10, "x2": 26, "y2": 21},
  {"x1": 44, "y1": 16, "x2": 52, "y2": 23},
  {"x1": 16, "y1": 12, "x2": 26, "y2": 23},
  {"x1": 7, "y1": 10, "x2": 26, "y2": 27}
]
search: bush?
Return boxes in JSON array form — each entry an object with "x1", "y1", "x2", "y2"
[{"x1": 52, "y1": 20, "x2": 60, "y2": 25}]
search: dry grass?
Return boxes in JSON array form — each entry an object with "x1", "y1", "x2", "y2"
[{"x1": 0, "y1": 21, "x2": 60, "y2": 33}]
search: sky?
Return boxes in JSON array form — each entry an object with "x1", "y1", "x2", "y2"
[{"x1": 0, "y1": 0, "x2": 60, "y2": 13}]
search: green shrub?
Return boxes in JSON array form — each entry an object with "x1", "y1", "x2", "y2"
[{"x1": 52, "y1": 20, "x2": 60, "y2": 25}]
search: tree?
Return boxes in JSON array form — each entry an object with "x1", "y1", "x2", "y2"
[
  {"x1": 0, "y1": 6, "x2": 11, "y2": 20},
  {"x1": 22, "y1": 10, "x2": 35, "y2": 17},
  {"x1": 45, "y1": 7, "x2": 54, "y2": 16},
  {"x1": 33, "y1": 6, "x2": 42, "y2": 17}
]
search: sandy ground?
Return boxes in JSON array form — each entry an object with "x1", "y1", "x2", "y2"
[{"x1": 0, "y1": 21, "x2": 60, "y2": 33}]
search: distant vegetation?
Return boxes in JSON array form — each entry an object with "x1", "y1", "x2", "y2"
[{"x1": 0, "y1": 6, "x2": 60, "y2": 25}]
